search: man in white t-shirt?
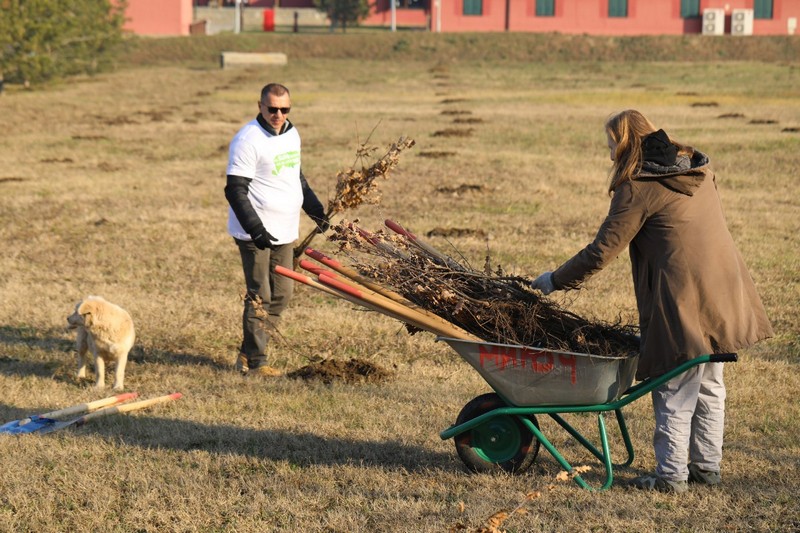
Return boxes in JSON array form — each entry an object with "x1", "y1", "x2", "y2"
[{"x1": 224, "y1": 83, "x2": 327, "y2": 376}]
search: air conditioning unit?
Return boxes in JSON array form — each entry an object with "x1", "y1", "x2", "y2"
[
  {"x1": 702, "y1": 8, "x2": 725, "y2": 36},
  {"x1": 731, "y1": 9, "x2": 754, "y2": 36}
]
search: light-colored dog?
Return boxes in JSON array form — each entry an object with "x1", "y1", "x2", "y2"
[{"x1": 66, "y1": 295, "x2": 135, "y2": 391}]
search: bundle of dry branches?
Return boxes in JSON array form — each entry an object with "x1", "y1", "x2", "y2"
[
  {"x1": 294, "y1": 136, "x2": 416, "y2": 260},
  {"x1": 327, "y1": 136, "x2": 416, "y2": 214},
  {"x1": 329, "y1": 220, "x2": 640, "y2": 358}
]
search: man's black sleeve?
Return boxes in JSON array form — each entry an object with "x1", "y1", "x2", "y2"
[
  {"x1": 300, "y1": 170, "x2": 326, "y2": 224},
  {"x1": 224, "y1": 174, "x2": 266, "y2": 237}
]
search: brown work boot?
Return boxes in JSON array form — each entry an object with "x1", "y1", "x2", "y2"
[
  {"x1": 249, "y1": 365, "x2": 282, "y2": 377},
  {"x1": 234, "y1": 354, "x2": 249, "y2": 374}
]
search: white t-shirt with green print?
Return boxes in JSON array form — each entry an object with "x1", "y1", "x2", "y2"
[{"x1": 226, "y1": 120, "x2": 303, "y2": 244}]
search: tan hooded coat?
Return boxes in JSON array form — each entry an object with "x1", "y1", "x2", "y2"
[{"x1": 552, "y1": 152, "x2": 772, "y2": 380}]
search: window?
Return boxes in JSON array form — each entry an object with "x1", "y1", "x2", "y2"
[
  {"x1": 754, "y1": 0, "x2": 773, "y2": 19},
  {"x1": 395, "y1": 0, "x2": 426, "y2": 8},
  {"x1": 536, "y1": 0, "x2": 555, "y2": 17},
  {"x1": 608, "y1": 0, "x2": 627, "y2": 18},
  {"x1": 680, "y1": 0, "x2": 700, "y2": 18},
  {"x1": 463, "y1": 0, "x2": 482, "y2": 16}
]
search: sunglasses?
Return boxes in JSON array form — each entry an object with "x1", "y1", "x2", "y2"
[{"x1": 262, "y1": 104, "x2": 291, "y2": 115}]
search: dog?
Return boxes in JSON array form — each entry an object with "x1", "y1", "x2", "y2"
[{"x1": 66, "y1": 296, "x2": 135, "y2": 391}]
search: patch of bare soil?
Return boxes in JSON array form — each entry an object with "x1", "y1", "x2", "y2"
[
  {"x1": 101, "y1": 116, "x2": 140, "y2": 126},
  {"x1": 435, "y1": 184, "x2": 489, "y2": 195},
  {"x1": 418, "y1": 151, "x2": 456, "y2": 158},
  {"x1": 97, "y1": 162, "x2": 124, "y2": 172},
  {"x1": 134, "y1": 111, "x2": 171, "y2": 122},
  {"x1": 432, "y1": 128, "x2": 473, "y2": 138},
  {"x1": 425, "y1": 227, "x2": 488, "y2": 239},
  {"x1": 286, "y1": 358, "x2": 391, "y2": 385},
  {"x1": 71, "y1": 135, "x2": 109, "y2": 141}
]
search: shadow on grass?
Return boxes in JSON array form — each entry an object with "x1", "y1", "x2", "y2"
[
  {"x1": 128, "y1": 345, "x2": 229, "y2": 371},
  {"x1": 38, "y1": 413, "x2": 456, "y2": 472},
  {"x1": 0, "y1": 325, "x2": 229, "y2": 377},
  {"x1": 0, "y1": 325, "x2": 70, "y2": 378}
]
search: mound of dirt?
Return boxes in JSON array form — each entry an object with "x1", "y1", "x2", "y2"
[
  {"x1": 432, "y1": 128, "x2": 473, "y2": 138},
  {"x1": 418, "y1": 151, "x2": 456, "y2": 158},
  {"x1": 286, "y1": 358, "x2": 391, "y2": 385},
  {"x1": 435, "y1": 184, "x2": 488, "y2": 195},
  {"x1": 425, "y1": 227, "x2": 488, "y2": 239}
]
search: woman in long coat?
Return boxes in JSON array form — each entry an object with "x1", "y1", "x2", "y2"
[{"x1": 532, "y1": 109, "x2": 772, "y2": 493}]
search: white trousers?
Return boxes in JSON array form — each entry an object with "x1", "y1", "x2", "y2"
[{"x1": 651, "y1": 362, "x2": 726, "y2": 482}]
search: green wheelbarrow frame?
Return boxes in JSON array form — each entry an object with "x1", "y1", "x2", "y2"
[{"x1": 440, "y1": 352, "x2": 738, "y2": 491}]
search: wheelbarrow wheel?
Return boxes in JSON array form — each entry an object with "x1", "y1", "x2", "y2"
[{"x1": 454, "y1": 393, "x2": 540, "y2": 474}]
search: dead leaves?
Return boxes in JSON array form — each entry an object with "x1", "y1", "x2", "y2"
[
  {"x1": 329, "y1": 220, "x2": 640, "y2": 357},
  {"x1": 451, "y1": 491, "x2": 542, "y2": 533},
  {"x1": 294, "y1": 136, "x2": 415, "y2": 260},
  {"x1": 556, "y1": 465, "x2": 593, "y2": 482},
  {"x1": 451, "y1": 467, "x2": 592, "y2": 532},
  {"x1": 327, "y1": 136, "x2": 416, "y2": 215}
]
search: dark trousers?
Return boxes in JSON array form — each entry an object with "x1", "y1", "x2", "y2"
[{"x1": 235, "y1": 239, "x2": 294, "y2": 368}]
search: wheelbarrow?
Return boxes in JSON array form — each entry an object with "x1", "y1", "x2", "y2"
[{"x1": 437, "y1": 337, "x2": 737, "y2": 491}]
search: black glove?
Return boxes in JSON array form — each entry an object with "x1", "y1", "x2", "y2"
[{"x1": 251, "y1": 230, "x2": 277, "y2": 250}]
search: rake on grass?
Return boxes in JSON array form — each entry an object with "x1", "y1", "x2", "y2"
[{"x1": 0, "y1": 392, "x2": 182, "y2": 435}]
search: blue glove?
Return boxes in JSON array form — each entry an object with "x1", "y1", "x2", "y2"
[{"x1": 531, "y1": 272, "x2": 556, "y2": 295}]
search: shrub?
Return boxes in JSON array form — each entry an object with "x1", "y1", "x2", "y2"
[
  {"x1": 314, "y1": 0, "x2": 371, "y2": 32},
  {"x1": 0, "y1": 0, "x2": 127, "y2": 85}
]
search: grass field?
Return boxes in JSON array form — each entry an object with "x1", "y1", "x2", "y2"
[{"x1": 0, "y1": 34, "x2": 798, "y2": 532}]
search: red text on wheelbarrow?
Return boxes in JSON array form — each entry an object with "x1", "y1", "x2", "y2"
[{"x1": 478, "y1": 345, "x2": 578, "y2": 384}]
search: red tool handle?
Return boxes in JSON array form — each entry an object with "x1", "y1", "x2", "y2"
[
  {"x1": 22, "y1": 392, "x2": 139, "y2": 425},
  {"x1": 78, "y1": 393, "x2": 183, "y2": 425},
  {"x1": 274, "y1": 265, "x2": 340, "y2": 296},
  {"x1": 384, "y1": 219, "x2": 416, "y2": 239},
  {"x1": 298, "y1": 259, "x2": 327, "y2": 277}
]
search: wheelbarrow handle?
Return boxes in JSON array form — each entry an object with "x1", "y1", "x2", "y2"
[{"x1": 709, "y1": 353, "x2": 738, "y2": 363}]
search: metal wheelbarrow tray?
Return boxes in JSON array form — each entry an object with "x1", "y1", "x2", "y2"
[{"x1": 438, "y1": 337, "x2": 737, "y2": 490}]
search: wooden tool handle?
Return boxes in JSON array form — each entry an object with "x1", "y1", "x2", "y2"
[
  {"x1": 78, "y1": 393, "x2": 182, "y2": 424},
  {"x1": 305, "y1": 248, "x2": 411, "y2": 305},
  {"x1": 275, "y1": 265, "x2": 340, "y2": 297},
  {"x1": 23, "y1": 392, "x2": 139, "y2": 425},
  {"x1": 318, "y1": 272, "x2": 478, "y2": 341},
  {"x1": 385, "y1": 219, "x2": 463, "y2": 270}
]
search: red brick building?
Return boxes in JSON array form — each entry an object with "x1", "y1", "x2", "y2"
[
  {"x1": 430, "y1": 0, "x2": 798, "y2": 34},
  {"x1": 124, "y1": 0, "x2": 194, "y2": 36},
  {"x1": 155, "y1": 1, "x2": 800, "y2": 35}
]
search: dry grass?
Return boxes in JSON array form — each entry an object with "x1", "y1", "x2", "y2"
[{"x1": 0, "y1": 37, "x2": 798, "y2": 532}]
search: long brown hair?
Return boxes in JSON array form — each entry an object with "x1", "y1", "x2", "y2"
[
  {"x1": 605, "y1": 110, "x2": 695, "y2": 193},
  {"x1": 605, "y1": 110, "x2": 657, "y2": 193}
]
